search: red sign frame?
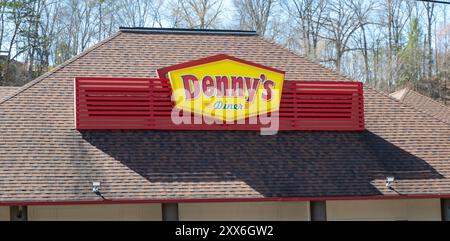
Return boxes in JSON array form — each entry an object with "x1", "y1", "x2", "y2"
[
  {"x1": 156, "y1": 54, "x2": 286, "y2": 78},
  {"x1": 74, "y1": 77, "x2": 365, "y2": 131}
]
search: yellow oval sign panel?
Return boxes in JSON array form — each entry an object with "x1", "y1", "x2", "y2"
[{"x1": 157, "y1": 54, "x2": 285, "y2": 122}]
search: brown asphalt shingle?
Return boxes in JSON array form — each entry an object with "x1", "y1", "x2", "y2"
[
  {"x1": 390, "y1": 88, "x2": 450, "y2": 124},
  {"x1": 0, "y1": 30, "x2": 449, "y2": 204}
]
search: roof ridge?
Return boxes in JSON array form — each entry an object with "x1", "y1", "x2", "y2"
[
  {"x1": 0, "y1": 32, "x2": 122, "y2": 106},
  {"x1": 119, "y1": 27, "x2": 258, "y2": 36},
  {"x1": 390, "y1": 87, "x2": 410, "y2": 101},
  {"x1": 407, "y1": 88, "x2": 450, "y2": 112},
  {"x1": 370, "y1": 85, "x2": 450, "y2": 126},
  {"x1": 402, "y1": 88, "x2": 411, "y2": 101}
]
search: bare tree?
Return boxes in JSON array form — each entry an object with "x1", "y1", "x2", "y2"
[
  {"x1": 321, "y1": 0, "x2": 371, "y2": 72},
  {"x1": 423, "y1": 1, "x2": 435, "y2": 79},
  {"x1": 67, "y1": 0, "x2": 97, "y2": 54},
  {"x1": 350, "y1": 0, "x2": 375, "y2": 82},
  {"x1": 0, "y1": 1, "x2": 7, "y2": 52},
  {"x1": 117, "y1": 0, "x2": 164, "y2": 28},
  {"x1": 233, "y1": 0, "x2": 275, "y2": 36},
  {"x1": 438, "y1": 4, "x2": 449, "y2": 104},
  {"x1": 282, "y1": 0, "x2": 327, "y2": 60},
  {"x1": 382, "y1": 0, "x2": 413, "y2": 88},
  {"x1": 1, "y1": 0, "x2": 31, "y2": 85},
  {"x1": 37, "y1": 0, "x2": 63, "y2": 74},
  {"x1": 22, "y1": 0, "x2": 46, "y2": 80},
  {"x1": 171, "y1": 0, "x2": 224, "y2": 29}
]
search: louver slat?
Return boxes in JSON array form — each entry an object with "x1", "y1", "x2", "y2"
[{"x1": 75, "y1": 77, "x2": 364, "y2": 131}]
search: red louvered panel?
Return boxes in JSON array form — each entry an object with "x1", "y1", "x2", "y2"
[{"x1": 75, "y1": 77, "x2": 364, "y2": 131}]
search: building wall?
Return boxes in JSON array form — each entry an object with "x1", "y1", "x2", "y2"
[
  {"x1": 2, "y1": 198, "x2": 442, "y2": 221},
  {"x1": 0, "y1": 206, "x2": 9, "y2": 221},
  {"x1": 327, "y1": 199, "x2": 441, "y2": 221},
  {"x1": 179, "y1": 201, "x2": 310, "y2": 221},
  {"x1": 28, "y1": 204, "x2": 162, "y2": 221}
]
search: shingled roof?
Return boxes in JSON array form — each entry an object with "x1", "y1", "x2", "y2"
[
  {"x1": 390, "y1": 88, "x2": 450, "y2": 124},
  {"x1": 0, "y1": 28, "x2": 449, "y2": 204},
  {"x1": 0, "y1": 86, "x2": 19, "y2": 101}
]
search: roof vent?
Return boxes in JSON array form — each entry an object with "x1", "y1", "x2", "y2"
[{"x1": 119, "y1": 27, "x2": 258, "y2": 36}]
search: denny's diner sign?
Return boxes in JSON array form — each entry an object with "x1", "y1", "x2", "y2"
[{"x1": 157, "y1": 54, "x2": 285, "y2": 121}]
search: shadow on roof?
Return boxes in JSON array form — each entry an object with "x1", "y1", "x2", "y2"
[{"x1": 80, "y1": 130, "x2": 444, "y2": 198}]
